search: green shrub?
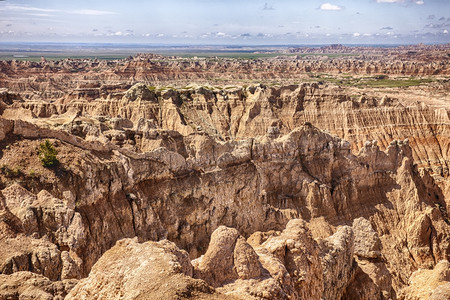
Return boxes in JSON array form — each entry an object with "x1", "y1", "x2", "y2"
[
  {"x1": 39, "y1": 140, "x2": 58, "y2": 168},
  {"x1": 0, "y1": 165, "x2": 21, "y2": 177},
  {"x1": 29, "y1": 168, "x2": 39, "y2": 178}
]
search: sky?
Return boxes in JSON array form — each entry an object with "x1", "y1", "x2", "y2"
[{"x1": 0, "y1": 0, "x2": 449, "y2": 45}]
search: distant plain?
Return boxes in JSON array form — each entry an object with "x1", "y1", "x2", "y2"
[{"x1": 0, "y1": 42, "x2": 363, "y2": 61}]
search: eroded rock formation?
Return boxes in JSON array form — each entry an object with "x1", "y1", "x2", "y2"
[
  {"x1": 0, "y1": 46, "x2": 449, "y2": 299},
  {"x1": 4, "y1": 82, "x2": 448, "y2": 210},
  {"x1": 65, "y1": 220, "x2": 356, "y2": 300},
  {"x1": 0, "y1": 115, "x2": 448, "y2": 298}
]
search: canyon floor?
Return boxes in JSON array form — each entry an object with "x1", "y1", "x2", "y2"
[{"x1": 0, "y1": 43, "x2": 449, "y2": 299}]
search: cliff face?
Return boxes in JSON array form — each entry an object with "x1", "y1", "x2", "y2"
[
  {"x1": 0, "y1": 115, "x2": 448, "y2": 298},
  {"x1": 0, "y1": 48, "x2": 449, "y2": 299},
  {"x1": 6, "y1": 83, "x2": 449, "y2": 207}
]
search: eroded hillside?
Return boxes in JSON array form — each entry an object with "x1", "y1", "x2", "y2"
[{"x1": 0, "y1": 45, "x2": 449, "y2": 299}]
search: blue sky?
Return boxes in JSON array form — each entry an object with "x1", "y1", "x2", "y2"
[{"x1": 0, "y1": 0, "x2": 449, "y2": 44}]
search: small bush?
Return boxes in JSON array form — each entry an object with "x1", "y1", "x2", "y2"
[
  {"x1": 38, "y1": 140, "x2": 58, "y2": 168},
  {"x1": 0, "y1": 165, "x2": 22, "y2": 177},
  {"x1": 29, "y1": 168, "x2": 39, "y2": 178}
]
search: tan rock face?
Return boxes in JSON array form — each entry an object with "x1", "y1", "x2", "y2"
[
  {"x1": 193, "y1": 219, "x2": 326, "y2": 299},
  {"x1": 0, "y1": 271, "x2": 77, "y2": 300},
  {"x1": 399, "y1": 260, "x2": 450, "y2": 300},
  {"x1": 318, "y1": 226, "x2": 355, "y2": 300},
  {"x1": 0, "y1": 46, "x2": 449, "y2": 299},
  {"x1": 0, "y1": 117, "x2": 448, "y2": 298},
  {"x1": 193, "y1": 226, "x2": 242, "y2": 287},
  {"x1": 66, "y1": 238, "x2": 227, "y2": 300},
  {"x1": 0, "y1": 44, "x2": 449, "y2": 101},
  {"x1": 66, "y1": 220, "x2": 356, "y2": 300},
  {"x1": 352, "y1": 217, "x2": 382, "y2": 259},
  {"x1": 345, "y1": 217, "x2": 395, "y2": 299},
  {"x1": 6, "y1": 82, "x2": 449, "y2": 205}
]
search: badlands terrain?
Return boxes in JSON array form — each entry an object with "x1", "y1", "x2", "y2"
[{"x1": 0, "y1": 44, "x2": 449, "y2": 299}]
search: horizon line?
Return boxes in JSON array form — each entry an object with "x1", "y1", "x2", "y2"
[{"x1": 1, "y1": 41, "x2": 450, "y2": 47}]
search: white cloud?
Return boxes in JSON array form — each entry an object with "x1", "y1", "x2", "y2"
[
  {"x1": 444, "y1": 29, "x2": 448, "y2": 34},
  {"x1": 1, "y1": 5, "x2": 117, "y2": 16},
  {"x1": 376, "y1": 0, "x2": 423, "y2": 3},
  {"x1": 319, "y1": 3, "x2": 342, "y2": 11},
  {"x1": 106, "y1": 31, "x2": 129, "y2": 36},
  {"x1": 71, "y1": 9, "x2": 117, "y2": 16},
  {"x1": 256, "y1": 33, "x2": 273, "y2": 38},
  {"x1": 376, "y1": 0, "x2": 403, "y2": 3},
  {"x1": 2, "y1": 5, "x2": 57, "y2": 12},
  {"x1": 26, "y1": 13, "x2": 54, "y2": 17},
  {"x1": 353, "y1": 32, "x2": 360, "y2": 37}
]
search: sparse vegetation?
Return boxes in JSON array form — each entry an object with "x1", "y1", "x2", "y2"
[
  {"x1": 38, "y1": 140, "x2": 59, "y2": 168},
  {"x1": 359, "y1": 77, "x2": 434, "y2": 88},
  {"x1": 0, "y1": 165, "x2": 22, "y2": 177},
  {"x1": 306, "y1": 74, "x2": 435, "y2": 88},
  {"x1": 28, "y1": 168, "x2": 39, "y2": 178}
]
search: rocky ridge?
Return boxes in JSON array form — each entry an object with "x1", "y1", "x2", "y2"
[
  {"x1": 3, "y1": 83, "x2": 449, "y2": 207},
  {"x1": 1, "y1": 45, "x2": 449, "y2": 102},
  {"x1": 0, "y1": 114, "x2": 449, "y2": 298},
  {"x1": 0, "y1": 47, "x2": 449, "y2": 299}
]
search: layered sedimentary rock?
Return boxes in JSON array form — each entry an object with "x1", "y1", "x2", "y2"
[
  {"x1": 66, "y1": 220, "x2": 357, "y2": 300},
  {"x1": 1, "y1": 45, "x2": 449, "y2": 102},
  {"x1": 4, "y1": 82, "x2": 448, "y2": 206},
  {"x1": 286, "y1": 43, "x2": 450, "y2": 59},
  {"x1": 0, "y1": 114, "x2": 448, "y2": 298},
  {"x1": 0, "y1": 46, "x2": 449, "y2": 299}
]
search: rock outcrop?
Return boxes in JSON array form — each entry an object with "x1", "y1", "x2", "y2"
[
  {"x1": 65, "y1": 220, "x2": 356, "y2": 300},
  {"x1": 1, "y1": 44, "x2": 449, "y2": 101},
  {"x1": 0, "y1": 116, "x2": 448, "y2": 298},
  {"x1": 0, "y1": 46, "x2": 449, "y2": 299},
  {"x1": 3, "y1": 83, "x2": 448, "y2": 206},
  {"x1": 0, "y1": 271, "x2": 77, "y2": 300},
  {"x1": 398, "y1": 260, "x2": 450, "y2": 300},
  {"x1": 66, "y1": 238, "x2": 224, "y2": 300}
]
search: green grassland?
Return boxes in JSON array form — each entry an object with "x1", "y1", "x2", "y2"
[
  {"x1": 0, "y1": 53, "x2": 129, "y2": 62},
  {"x1": 360, "y1": 78, "x2": 434, "y2": 87},
  {"x1": 0, "y1": 49, "x2": 358, "y2": 62},
  {"x1": 165, "y1": 52, "x2": 358, "y2": 59},
  {"x1": 308, "y1": 74, "x2": 436, "y2": 88}
]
